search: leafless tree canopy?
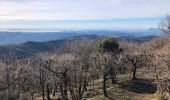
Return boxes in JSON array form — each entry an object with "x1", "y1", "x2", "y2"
[
  {"x1": 0, "y1": 35, "x2": 170, "y2": 99},
  {"x1": 159, "y1": 15, "x2": 170, "y2": 34}
]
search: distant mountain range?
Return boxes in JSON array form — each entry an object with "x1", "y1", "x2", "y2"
[
  {"x1": 0, "y1": 28, "x2": 163, "y2": 45},
  {"x1": 0, "y1": 40, "x2": 68, "y2": 58},
  {"x1": 0, "y1": 28, "x2": 163, "y2": 58},
  {"x1": 0, "y1": 35, "x2": 101, "y2": 58},
  {"x1": 0, "y1": 34, "x2": 158, "y2": 58}
]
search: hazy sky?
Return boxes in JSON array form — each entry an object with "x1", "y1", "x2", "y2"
[{"x1": 0, "y1": 0, "x2": 170, "y2": 31}]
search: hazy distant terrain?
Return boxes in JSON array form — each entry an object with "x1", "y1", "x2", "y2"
[
  {"x1": 0, "y1": 28, "x2": 161, "y2": 57},
  {"x1": 0, "y1": 33, "x2": 158, "y2": 58},
  {"x1": 0, "y1": 28, "x2": 162, "y2": 45}
]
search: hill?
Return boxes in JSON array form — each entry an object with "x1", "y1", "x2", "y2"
[
  {"x1": 0, "y1": 29, "x2": 162, "y2": 45},
  {"x1": 0, "y1": 34, "x2": 158, "y2": 58}
]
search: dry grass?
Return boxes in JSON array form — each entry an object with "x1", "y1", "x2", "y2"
[
  {"x1": 33, "y1": 67, "x2": 169, "y2": 100},
  {"x1": 87, "y1": 68, "x2": 161, "y2": 100}
]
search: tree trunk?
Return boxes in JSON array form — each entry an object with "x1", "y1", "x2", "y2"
[
  {"x1": 40, "y1": 70, "x2": 45, "y2": 100},
  {"x1": 84, "y1": 70, "x2": 87, "y2": 91},
  {"x1": 109, "y1": 66, "x2": 117, "y2": 85},
  {"x1": 132, "y1": 63, "x2": 137, "y2": 80},
  {"x1": 154, "y1": 64, "x2": 160, "y2": 92},
  {"x1": 60, "y1": 70, "x2": 68, "y2": 100},
  {"x1": 52, "y1": 89, "x2": 55, "y2": 96},
  {"x1": 31, "y1": 93, "x2": 34, "y2": 100},
  {"x1": 63, "y1": 70, "x2": 68, "y2": 100},
  {"x1": 41, "y1": 84, "x2": 45, "y2": 100},
  {"x1": 103, "y1": 73, "x2": 107, "y2": 97},
  {"x1": 111, "y1": 76, "x2": 117, "y2": 84},
  {"x1": 46, "y1": 83, "x2": 51, "y2": 100}
]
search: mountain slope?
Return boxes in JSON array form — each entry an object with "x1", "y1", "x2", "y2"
[
  {"x1": 0, "y1": 34, "x2": 158, "y2": 58},
  {"x1": 0, "y1": 29, "x2": 162, "y2": 45}
]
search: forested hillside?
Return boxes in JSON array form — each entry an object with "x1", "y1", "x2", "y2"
[
  {"x1": 0, "y1": 35, "x2": 157, "y2": 58},
  {"x1": 1, "y1": 0, "x2": 170, "y2": 99},
  {"x1": 0, "y1": 34, "x2": 169, "y2": 100},
  {"x1": 0, "y1": 16, "x2": 169, "y2": 99}
]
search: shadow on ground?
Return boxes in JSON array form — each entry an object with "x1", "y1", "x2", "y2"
[{"x1": 119, "y1": 78, "x2": 157, "y2": 94}]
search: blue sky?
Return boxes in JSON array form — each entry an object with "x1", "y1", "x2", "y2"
[{"x1": 0, "y1": 0, "x2": 170, "y2": 31}]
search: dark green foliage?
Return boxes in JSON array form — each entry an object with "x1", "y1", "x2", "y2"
[{"x1": 96, "y1": 38, "x2": 121, "y2": 54}]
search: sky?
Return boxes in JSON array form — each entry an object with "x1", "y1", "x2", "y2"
[{"x1": 0, "y1": 0, "x2": 170, "y2": 31}]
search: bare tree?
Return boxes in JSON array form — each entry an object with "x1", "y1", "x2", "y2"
[
  {"x1": 159, "y1": 15, "x2": 170, "y2": 34},
  {"x1": 95, "y1": 38, "x2": 122, "y2": 97},
  {"x1": 142, "y1": 37, "x2": 170, "y2": 99},
  {"x1": 122, "y1": 43, "x2": 139, "y2": 80}
]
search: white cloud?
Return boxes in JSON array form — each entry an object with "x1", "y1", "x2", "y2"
[
  {"x1": 0, "y1": 0, "x2": 170, "y2": 20},
  {"x1": 0, "y1": 0, "x2": 169, "y2": 30}
]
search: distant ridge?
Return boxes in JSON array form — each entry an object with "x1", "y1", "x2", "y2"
[
  {"x1": 0, "y1": 34, "x2": 158, "y2": 58},
  {"x1": 0, "y1": 29, "x2": 163, "y2": 45}
]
